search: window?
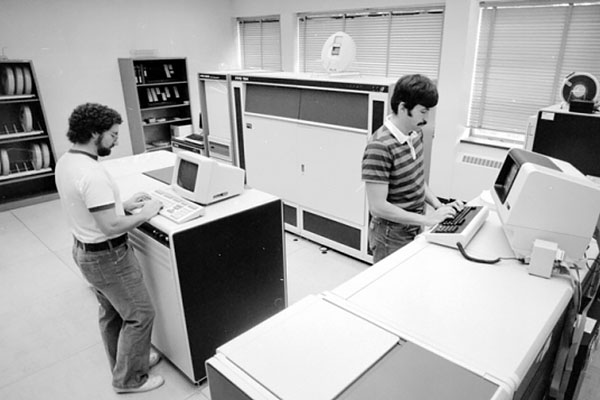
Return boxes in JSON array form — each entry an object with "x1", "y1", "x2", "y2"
[
  {"x1": 468, "y1": 1, "x2": 600, "y2": 142},
  {"x1": 298, "y1": 7, "x2": 444, "y2": 79},
  {"x1": 238, "y1": 16, "x2": 282, "y2": 70}
]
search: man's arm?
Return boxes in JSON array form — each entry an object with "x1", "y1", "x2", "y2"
[
  {"x1": 424, "y1": 183, "x2": 464, "y2": 212},
  {"x1": 424, "y1": 184, "x2": 444, "y2": 210},
  {"x1": 91, "y1": 198, "x2": 162, "y2": 237},
  {"x1": 366, "y1": 182, "x2": 456, "y2": 226}
]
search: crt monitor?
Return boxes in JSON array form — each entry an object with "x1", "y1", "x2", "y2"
[
  {"x1": 492, "y1": 148, "x2": 600, "y2": 263},
  {"x1": 171, "y1": 151, "x2": 245, "y2": 205}
]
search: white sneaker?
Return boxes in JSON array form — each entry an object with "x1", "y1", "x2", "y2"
[
  {"x1": 114, "y1": 375, "x2": 164, "y2": 394},
  {"x1": 149, "y1": 348, "x2": 161, "y2": 368}
]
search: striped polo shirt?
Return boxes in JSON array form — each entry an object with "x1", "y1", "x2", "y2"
[{"x1": 361, "y1": 124, "x2": 425, "y2": 213}]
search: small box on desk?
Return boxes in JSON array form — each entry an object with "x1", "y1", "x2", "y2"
[{"x1": 171, "y1": 124, "x2": 192, "y2": 138}]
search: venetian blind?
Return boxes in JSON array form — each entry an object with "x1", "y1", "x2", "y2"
[
  {"x1": 238, "y1": 17, "x2": 282, "y2": 70},
  {"x1": 469, "y1": 1, "x2": 600, "y2": 137},
  {"x1": 298, "y1": 7, "x2": 444, "y2": 79}
]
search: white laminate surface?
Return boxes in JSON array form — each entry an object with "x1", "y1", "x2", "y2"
[
  {"x1": 101, "y1": 151, "x2": 280, "y2": 234},
  {"x1": 217, "y1": 295, "x2": 399, "y2": 400},
  {"x1": 330, "y1": 212, "x2": 575, "y2": 391}
]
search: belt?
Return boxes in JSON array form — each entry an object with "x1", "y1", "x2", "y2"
[
  {"x1": 75, "y1": 234, "x2": 128, "y2": 252},
  {"x1": 371, "y1": 217, "x2": 421, "y2": 233}
]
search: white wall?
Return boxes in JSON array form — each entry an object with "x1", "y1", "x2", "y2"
[
  {"x1": 0, "y1": 0, "x2": 509, "y2": 200},
  {"x1": 0, "y1": 0, "x2": 239, "y2": 160},
  {"x1": 231, "y1": 0, "x2": 508, "y2": 201}
]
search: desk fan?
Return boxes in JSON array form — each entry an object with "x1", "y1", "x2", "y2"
[{"x1": 561, "y1": 72, "x2": 599, "y2": 113}]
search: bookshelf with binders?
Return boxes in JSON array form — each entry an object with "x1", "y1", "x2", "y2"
[
  {"x1": 0, "y1": 59, "x2": 58, "y2": 210},
  {"x1": 118, "y1": 57, "x2": 192, "y2": 154}
]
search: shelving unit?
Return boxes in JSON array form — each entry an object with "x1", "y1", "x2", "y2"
[
  {"x1": 0, "y1": 59, "x2": 57, "y2": 209},
  {"x1": 118, "y1": 57, "x2": 192, "y2": 154}
]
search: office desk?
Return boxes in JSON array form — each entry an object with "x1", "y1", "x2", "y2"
[
  {"x1": 102, "y1": 151, "x2": 287, "y2": 383},
  {"x1": 330, "y1": 211, "x2": 576, "y2": 399},
  {"x1": 206, "y1": 205, "x2": 590, "y2": 399}
]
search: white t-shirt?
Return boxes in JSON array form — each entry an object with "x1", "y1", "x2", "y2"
[{"x1": 55, "y1": 150, "x2": 124, "y2": 243}]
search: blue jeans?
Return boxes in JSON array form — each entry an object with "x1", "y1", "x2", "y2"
[
  {"x1": 73, "y1": 240, "x2": 155, "y2": 390},
  {"x1": 369, "y1": 217, "x2": 422, "y2": 264}
]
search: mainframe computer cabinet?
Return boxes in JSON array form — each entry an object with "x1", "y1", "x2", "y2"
[
  {"x1": 231, "y1": 72, "x2": 435, "y2": 263},
  {"x1": 197, "y1": 70, "x2": 271, "y2": 166},
  {"x1": 102, "y1": 151, "x2": 287, "y2": 383}
]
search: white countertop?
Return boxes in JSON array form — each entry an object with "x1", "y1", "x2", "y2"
[
  {"x1": 102, "y1": 151, "x2": 280, "y2": 234},
  {"x1": 330, "y1": 211, "x2": 577, "y2": 391}
]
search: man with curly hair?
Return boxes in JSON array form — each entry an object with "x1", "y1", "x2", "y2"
[{"x1": 55, "y1": 103, "x2": 165, "y2": 393}]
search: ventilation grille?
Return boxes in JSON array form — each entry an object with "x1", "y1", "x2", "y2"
[{"x1": 460, "y1": 154, "x2": 503, "y2": 169}]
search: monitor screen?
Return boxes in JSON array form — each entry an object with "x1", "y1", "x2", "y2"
[
  {"x1": 495, "y1": 161, "x2": 518, "y2": 205},
  {"x1": 533, "y1": 110, "x2": 600, "y2": 177},
  {"x1": 177, "y1": 158, "x2": 198, "y2": 192},
  {"x1": 171, "y1": 150, "x2": 245, "y2": 205}
]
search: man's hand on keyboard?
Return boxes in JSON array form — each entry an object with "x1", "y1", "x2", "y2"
[
  {"x1": 124, "y1": 192, "x2": 152, "y2": 213},
  {"x1": 426, "y1": 204, "x2": 459, "y2": 226},
  {"x1": 140, "y1": 198, "x2": 163, "y2": 219},
  {"x1": 447, "y1": 199, "x2": 465, "y2": 212}
]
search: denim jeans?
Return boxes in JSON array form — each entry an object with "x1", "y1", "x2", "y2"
[
  {"x1": 72, "y1": 240, "x2": 155, "y2": 390},
  {"x1": 369, "y1": 217, "x2": 422, "y2": 264}
]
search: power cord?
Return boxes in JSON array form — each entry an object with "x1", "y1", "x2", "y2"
[{"x1": 456, "y1": 242, "x2": 523, "y2": 264}]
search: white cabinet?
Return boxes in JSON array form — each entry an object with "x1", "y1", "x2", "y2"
[
  {"x1": 244, "y1": 117, "x2": 367, "y2": 227},
  {"x1": 234, "y1": 72, "x2": 399, "y2": 262},
  {"x1": 244, "y1": 116, "x2": 302, "y2": 203},
  {"x1": 197, "y1": 71, "x2": 272, "y2": 166},
  {"x1": 295, "y1": 123, "x2": 367, "y2": 226}
]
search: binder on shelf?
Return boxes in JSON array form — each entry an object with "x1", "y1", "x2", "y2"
[
  {"x1": 135, "y1": 66, "x2": 144, "y2": 84},
  {"x1": 173, "y1": 86, "x2": 180, "y2": 98}
]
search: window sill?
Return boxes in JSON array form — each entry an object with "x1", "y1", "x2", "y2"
[{"x1": 460, "y1": 127, "x2": 525, "y2": 150}]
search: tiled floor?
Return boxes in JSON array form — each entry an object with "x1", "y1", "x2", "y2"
[{"x1": 0, "y1": 199, "x2": 369, "y2": 400}]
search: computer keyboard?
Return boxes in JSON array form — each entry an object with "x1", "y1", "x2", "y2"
[
  {"x1": 424, "y1": 205, "x2": 489, "y2": 248},
  {"x1": 151, "y1": 188, "x2": 205, "y2": 224}
]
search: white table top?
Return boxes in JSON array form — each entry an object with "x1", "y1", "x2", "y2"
[
  {"x1": 101, "y1": 151, "x2": 279, "y2": 234},
  {"x1": 330, "y1": 211, "x2": 576, "y2": 392},
  {"x1": 217, "y1": 295, "x2": 400, "y2": 400}
]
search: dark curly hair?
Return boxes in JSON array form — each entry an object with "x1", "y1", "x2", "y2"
[
  {"x1": 390, "y1": 74, "x2": 438, "y2": 114},
  {"x1": 67, "y1": 103, "x2": 122, "y2": 144}
]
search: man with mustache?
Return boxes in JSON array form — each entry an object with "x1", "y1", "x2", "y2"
[
  {"x1": 55, "y1": 103, "x2": 165, "y2": 393},
  {"x1": 362, "y1": 74, "x2": 463, "y2": 263}
]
